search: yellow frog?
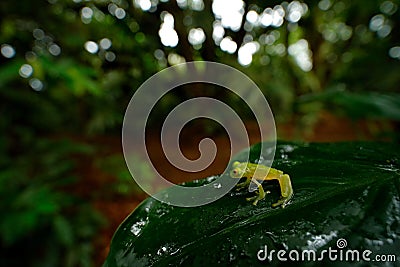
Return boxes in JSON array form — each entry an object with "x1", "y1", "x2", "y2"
[{"x1": 230, "y1": 161, "x2": 293, "y2": 207}]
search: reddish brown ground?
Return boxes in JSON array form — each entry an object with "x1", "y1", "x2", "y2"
[{"x1": 77, "y1": 112, "x2": 393, "y2": 265}]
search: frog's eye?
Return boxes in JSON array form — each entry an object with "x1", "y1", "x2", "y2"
[{"x1": 232, "y1": 169, "x2": 238, "y2": 175}]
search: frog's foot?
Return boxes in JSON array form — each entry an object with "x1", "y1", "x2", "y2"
[
  {"x1": 246, "y1": 187, "x2": 270, "y2": 206},
  {"x1": 271, "y1": 196, "x2": 291, "y2": 208},
  {"x1": 246, "y1": 195, "x2": 260, "y2": 205}
]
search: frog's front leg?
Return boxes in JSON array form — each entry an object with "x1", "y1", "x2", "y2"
[
  {"x1": 272, "y1": 174, "x2": 293, "y2": 208},
  {"x1": 235, "y1": 177, "x2": 251, "y2": 191},
  {"x1": 246, "y1": 178, "x2": 266, "y2": 206}
]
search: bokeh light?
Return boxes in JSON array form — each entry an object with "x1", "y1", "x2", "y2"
[
  {"x1": 100, "y1": 38, "x2": 112, "y2": 50},
  {"x1": 220, "y1": 37, "x2": 237, "y2": 54},
  {"x1": 369, "y1": 14, "x2": 392, "y2": 38},
  {"x1": 318, "y1": 0, "x2": 332, "y2": 11},
  {"x1": 246, "y1": 10, "x2": 259, "y2": 25},
  {"x1": 191, "y1": 0, "x2": 204, "y2": 11},
  {"x1": 33, "y1": 29, "x2": 45, "y2": 40},
  {"x1": 389, "y1": 46, "x2": 400, "y2": 59},
  {"x1": 19, "y1": 64, "x2": 33, "y2": 78},
  {"x1": 115, "y1": 8, "x2": 126, "y2": 19},
  {"x1": 288, "y1": 39, "x2": 313, "y2": 72},
  {"x1": 380, "y1": 0, "x2": 398, "y2": 15},
  {"x1": 159, "y1": 12, "x2": 179, "y2": 47},
  {"x1": 238, "y1": 41, "x2": 260, "y2": 66},
  {"x1": 212, "y1": 21, "x2": 225, "y2": 44},
  {"x1": 29, "y1": 78, "x2": 44, "y2": 91},
  {"x1": 105, "y1": 51, "x2": 116, "y2": 62},
  {"x1": 167, "y1": 53, "x2": 185, "y2": 65},
  {"x1": 259, "y1": 5, "x2": 286, "y2": 28},
  {"x1": 81, "y1": 7, "x2": 93, "y2": 24},
  {"x1": 188, "y1": 28, "x2": 206, "y2": 47},
  {"x1": 286, "y1": 1, "x2": 307, "y2": 23},
  {"x1": 85, "y1": 41, "x2": 99, "y2": 54},
  {"x1": 49, "y1": 44, "x2": 61, "y2": 56},
  {"x1": 1, "y1": 44, "x2": 16, "y2": 58},
  {"x1": 212, "y1": 0, "x2": 244, "y2": 31},
  {"x1": 136, "y1": 0, "x2": 151, "y2": 11}
]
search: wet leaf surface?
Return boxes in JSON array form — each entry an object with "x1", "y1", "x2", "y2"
[{"x1": 104, "y1": 141, "x2": 400, "y2": 266}]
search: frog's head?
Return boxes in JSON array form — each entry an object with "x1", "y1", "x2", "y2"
[{"x1": 230, "y1": 161, "x2": 246, "y2": 178}]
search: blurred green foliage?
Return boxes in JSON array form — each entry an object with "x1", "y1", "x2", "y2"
[
  {"x1": 95, "y1": 154, "x2": 145, "y2": 196},
  {"x1": 1, "y1": 0, "x2": 399, "y2": 133},
  {"x1": 0, "y1": 137, "x2": 105, "y2": 267},
  {"x1": 1, "y1": 0, "x2": 400, "y2": 266}
]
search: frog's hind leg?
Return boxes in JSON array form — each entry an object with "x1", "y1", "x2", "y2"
[{"x1": 272, "y1": 174, "x2": 293, "y2": 208}]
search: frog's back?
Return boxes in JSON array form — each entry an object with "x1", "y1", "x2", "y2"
[{"x1": 246, "y1": 163, "x2": 280, "y2": 179}]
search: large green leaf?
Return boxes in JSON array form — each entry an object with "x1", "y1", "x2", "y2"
[{"x1": 104, "y1": 141, "x2": 400, "y2": 266}]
